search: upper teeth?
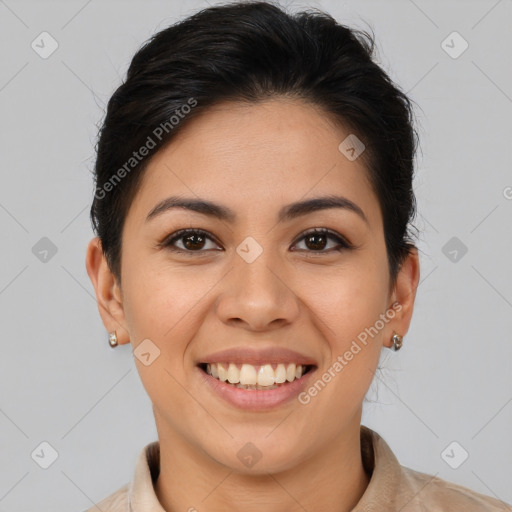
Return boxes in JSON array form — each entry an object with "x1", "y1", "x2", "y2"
[{"x1": 206, "y1": 363, "x2": 306, "y2": 386}]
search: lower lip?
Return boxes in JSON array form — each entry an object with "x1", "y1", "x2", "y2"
[{"x1": 197, "y1": 366, "x2": 317, "y2": 411}]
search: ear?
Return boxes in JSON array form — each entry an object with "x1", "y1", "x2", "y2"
[
  {"x1": 85, "y1": 237, "x2": 130, "y2": 345},
  {"x1": 384, "y1": 247, "x2": 420, "y2": 348}
]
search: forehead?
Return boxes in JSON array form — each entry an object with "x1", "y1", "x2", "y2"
[{"x1": 126, "y1": 98, "x2": 381, "y2": 229}]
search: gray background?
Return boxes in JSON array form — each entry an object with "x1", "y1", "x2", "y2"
[{"x1": 0, "y1": 0, "x2": 511, "y2": 510}]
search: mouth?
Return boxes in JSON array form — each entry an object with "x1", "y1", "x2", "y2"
[
  {"x1": 196, "y1": 346, "x2": 319, "y2": 410},
  {"x1": 197, "y1": 362, "x2": 316, "y2": 390}
]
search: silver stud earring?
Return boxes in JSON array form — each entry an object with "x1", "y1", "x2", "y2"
[
  {"x1": 391, "y1": 333, "x2": 403, "y2": 351},
  {"x1": 108, "y1": 331, "x2": 118, "y2": 348}
]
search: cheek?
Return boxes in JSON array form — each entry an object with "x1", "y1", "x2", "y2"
[
  {"x1": 300, "y1": 274, "x2": 386, "y2": 412},
  {"x1": 120, "y1": 265, "x2": 211, "y2": 417},
  {"x1": 297, "y1": 256, "x2": 389, "y2": 345},
  {"x1": 121, "y1": 260, "x2": 219, "y2": 358},
  {"x1": 121, "y1": 255, "x2": 182, "y2": 330}
]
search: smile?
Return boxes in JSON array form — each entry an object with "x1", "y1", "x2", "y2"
[
  {"x1": 196, "y1": 347, "x2": 318, "y2": 409},
  {"x1": 200, "y1": 362, "x2": 314, "y2": 390}
]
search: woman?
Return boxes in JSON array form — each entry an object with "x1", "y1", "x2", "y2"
[{"x1": 84, "y1": 1, "x2": 511, "y2": 510}]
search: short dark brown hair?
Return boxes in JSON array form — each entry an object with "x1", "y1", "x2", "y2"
[{"x1": 90, "y1": 0, "x2": 419, "y2": 285}]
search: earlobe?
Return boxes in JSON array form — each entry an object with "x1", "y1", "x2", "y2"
[{"x1": 85, "y1": 237, "x2": 130, "y2": 345}]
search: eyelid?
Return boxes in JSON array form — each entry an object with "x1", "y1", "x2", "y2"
[
  {"x1": 290, "y1": 227, "x2": 353, "y2": 251},
  {"x1": 159, "y1": 227, "x2": 353, "y2": 254},
  {"x1": 158, "y1": 228, "x2": 223, "y2": 251}
]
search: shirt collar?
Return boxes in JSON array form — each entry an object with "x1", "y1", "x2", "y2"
[
  {"x1": 354, "y1": 425, "x2": 403, "y2": 510},
  {"x1": 128, "y1": 441, "x2": 165, "y2": 511},
  {"x1": 128, "y1": 425, "x2": 402, "y2": 511}
]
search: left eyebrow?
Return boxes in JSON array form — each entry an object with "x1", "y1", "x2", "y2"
[
  {"x1": 278, "y1": 195, "x2": 369, "y2": 225},
  {"x1": 145, "y1": 194, "x2": 369, "y2": 226}
]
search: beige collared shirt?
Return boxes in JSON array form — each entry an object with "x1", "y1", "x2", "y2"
[{"x1": 84, "y1": 425, "x2": 512, "y2": 511}]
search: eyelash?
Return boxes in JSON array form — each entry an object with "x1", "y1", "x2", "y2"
[{"x1": 159, "y1": 228, "x2": 353, "y2": 255}]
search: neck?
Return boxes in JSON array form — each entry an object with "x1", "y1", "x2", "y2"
[{"x1": 154, "y1": 412, "x2": 370, "y2": 512}]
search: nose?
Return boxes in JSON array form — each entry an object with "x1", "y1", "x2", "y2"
[{"x1": 214, "y1": 249, "x2": 301, "y2": 332}]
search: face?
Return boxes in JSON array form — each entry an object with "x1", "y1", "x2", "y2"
[{"x1": 87, "y1": 98, "x2": 418, "y2": 474}]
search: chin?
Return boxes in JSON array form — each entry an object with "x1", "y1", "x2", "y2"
[{"x1": 204, "y1": 436, "x2": 307, "y2": 475}]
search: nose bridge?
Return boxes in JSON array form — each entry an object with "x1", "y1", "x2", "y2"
[
  {"x1": 215, "y1": 237, "x2": 299, "y2": 330},
  {"x1": 239, "y1": 248, "x2": 279, "y2": 294},
  {"x1": 234, "y1": 240, "x2": 285, "y2": 305}
]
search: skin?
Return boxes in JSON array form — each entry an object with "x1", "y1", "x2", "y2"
[{"x1": 86, "y1": 98, "x2": 420, "y2": 512}]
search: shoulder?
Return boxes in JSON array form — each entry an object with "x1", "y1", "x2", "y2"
[
  {"x1": 397, "y1": 465, "x2": 512, "y2": 511},
  {"x1": 82, "y1": 483, "x2": 130, "y2": 512},
  {"x1": 361, "y1": 426, "x2": 511, "y2": 511}
]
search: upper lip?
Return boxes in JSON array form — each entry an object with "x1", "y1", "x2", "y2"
[{"x1": 198, "y1": 347, "x2": 318, "y2": 366}]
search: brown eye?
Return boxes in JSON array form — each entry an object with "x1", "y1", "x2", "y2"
[
  {"x1": 304, "y1": 232, "x2": 328, "y2": 250},
  {"x1": 182, "y1": 232, "x2": 206, "y2": 250},
  {"x1": 162, "y1": 229, "x2": 222, "y2": 253},
  {"x1": 292, "y1": 228, "x2": 351, "y2": 252}
]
